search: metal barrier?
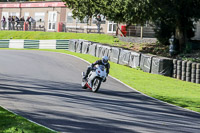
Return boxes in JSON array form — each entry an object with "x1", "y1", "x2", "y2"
[{"x1": 0, "y1": 40, "x2": 9, "y2": 48}]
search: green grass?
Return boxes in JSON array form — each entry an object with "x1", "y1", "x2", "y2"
[
  {"x1": 0, "y1": 106, "x2": 56, "y2": 133},
  {"x1": 0, "y1": 31, "x2": 125, "y2": 46}
]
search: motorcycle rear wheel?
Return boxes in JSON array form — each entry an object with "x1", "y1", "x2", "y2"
[{"x1": 92, "y1": 78, "x2": 101, "y2": 92}]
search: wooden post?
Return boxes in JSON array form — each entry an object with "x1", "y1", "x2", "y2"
[{"x1": 141, "y1": 26, "x2": 143, "y2": 39}]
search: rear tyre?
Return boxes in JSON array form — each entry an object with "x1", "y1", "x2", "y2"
[{"x1": 92, "y1": 78, "x2": 102, "y2": 92}]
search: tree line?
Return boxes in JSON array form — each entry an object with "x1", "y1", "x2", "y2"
[{"x1": 63, "y1": 0, "x2": 200, "y2": 53}]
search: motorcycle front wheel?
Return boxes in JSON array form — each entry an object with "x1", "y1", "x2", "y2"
[
  {"x1": 92, "y1": 78, "x2": 102, "y2": 92},
  {"x1": 81, "y1": 80, "x2": 87, "y2": 89}
]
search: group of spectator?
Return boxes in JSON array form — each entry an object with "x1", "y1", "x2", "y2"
[{"x1": 1, "y1": 16, "x2": 35, "y2": 31}]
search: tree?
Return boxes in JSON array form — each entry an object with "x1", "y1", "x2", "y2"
[
  {"x1": 63, "y1": 0, "x2": 103, "y2": 24},
  {"x1": 149, "y1": 0, "x2": 200, "y2": 52},
  {"x1": 63, "y1": 0, "x2": 200, "y2": 52}
]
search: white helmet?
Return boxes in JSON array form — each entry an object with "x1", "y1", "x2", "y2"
[{"x1": 102, "y1": 56, "x2": 109, "y2": 65}]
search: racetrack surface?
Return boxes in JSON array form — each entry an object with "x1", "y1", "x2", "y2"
[{"x1": 0, "y1": 50, "x2": 200, "y2": 133}]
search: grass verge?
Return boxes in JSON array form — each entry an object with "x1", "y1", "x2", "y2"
[
  {"x1": 0, "y1": 106, "x2": 56, "y2": 133},
  {"x1": 0, "y1": 31, "x2": 124, "y2": 46}
]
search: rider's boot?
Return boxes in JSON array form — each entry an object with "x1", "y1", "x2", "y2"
[{"x1": 83, "y1": 67, "x2": 91, "y2": 79}]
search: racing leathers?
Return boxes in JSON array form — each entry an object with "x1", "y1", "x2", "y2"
[{"x1": 84, "y1": 59, "x2": 110, "y2": 80}]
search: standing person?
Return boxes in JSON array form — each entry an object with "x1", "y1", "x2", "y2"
[
  {"x1": 15, "y1": 16, "x2": 20, "y2": 30},
  {"x1": 96, "y1": 15, "x2": 101, "y2": 33},
  {"x1": 30, "y1": 17, "x2": 36, "y2": 30},
  {"x1": 1, "y1": 16, "x2": 6, "y2": 30},
  {"x1": 8, "y1": 16, "x2": 12, "y2": 30},
  {"x1": 20, "y1": 16, "x2": 25, "y2": 30},
  {"x1": 26, "y1": 16, "x2": 32, "y2": 30},
  {"x1": 11, "y1": 16, "x2": 15, "y2": 30}
]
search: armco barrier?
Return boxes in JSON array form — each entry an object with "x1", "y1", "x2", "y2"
[
  {"x1": 39, "y1": 40, "x2": 56, "y2": 49},
  {"x1": 118, "y1": 49, "x2": 131, "y2": 66},
  {"x1": 75, "y1": 40, "x2": 84, "y2": 53},
  {"x1": 82, "y1": 41, "x2": 91, "y2": 54},
  {"x1": 95, "y1": 44, "x2": 102, "y2": 57},
  {"x1": 110, "y1": 47, "x2": 120, "y2": 64},
  {"x1": 9, "y1": 40, "x2": 24, "y2": 49},
  {"x1": 69, "y1": 39, "x2": 77, "y2": 52},
  {"x1": 99, "y1": 45, "x2": 111, "y2": 58},
  {"x1": 140, "y1": 54, "x2": 155, "y2": 73},
  {"x1": 56, "y1": 40, "x2": 69, "y2": 49},
  {"x1": 24, "y1": 40, "x2": 40, "y2": 49},
  {"x1": 151, "y1": 56, "x2": 173, "y2": 77},
  {"x1": 107, "y1": 46, "x2": 112, "y2": 58},
  {"x1": 88, "y1": 43, "x2": 97, "y2": 57},
  {"x1": 128, "y1": 51, "x2": 141, "y2": 68},
  {"x1": 2, "y1": 39, "x2": 70, "y2": 50},
  {"x1": 0, "y1": 40, "x2": 9, "y2": 48}
]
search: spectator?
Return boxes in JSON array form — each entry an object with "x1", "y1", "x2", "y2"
[
  {"x1": 15, "y1": 16, "x2": 20, "y2": 30},
  {"x1": 96, "y1": 15, "x2": 101, "y2": 33},
  {"x1": 30, "y1": 17, "x2": 36, "y2": 30},
  {"x1": 26, "y1": 16, "x2": 35, "y2": 30},
  {"x1": 11, "y1": 16, "x2": 15, "y2": 30},
  {"x1": 1, "y1": 16, "x2": 6, "y2": 30},
  {"x1": 8, "y1": 16, "x2": 12, "y2": 30},
  {"x1": 20, "y1": 16, "x2": 25, "y2": 30},
  {"x1": 26, "y1": 16, "x2": 31, "y2": 30}
]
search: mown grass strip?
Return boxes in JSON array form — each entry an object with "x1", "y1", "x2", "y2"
[{"x1": 0, "y1": 31, "x2": 123, "y2": 46}]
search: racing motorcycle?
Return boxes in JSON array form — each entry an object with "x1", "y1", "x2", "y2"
[{"x1": 81, "y1": 65, "x2": 107, "y2": 92}]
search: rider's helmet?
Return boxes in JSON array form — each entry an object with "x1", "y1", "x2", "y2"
[{"x1": 102, "y1": 56, "x2": 109, "y2": 65}]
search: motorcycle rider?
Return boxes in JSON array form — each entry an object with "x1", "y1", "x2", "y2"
[{"x1": 83, "y1": 56, "x2": 110, "y2": 82}]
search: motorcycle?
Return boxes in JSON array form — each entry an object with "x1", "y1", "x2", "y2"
[{"x1": 81, "y1": 65, "x2": 107, "y2": 92}]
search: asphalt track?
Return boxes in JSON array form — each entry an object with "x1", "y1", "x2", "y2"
[{"x1": 0, "y1": 50, "x2": 200, "y2": 133}]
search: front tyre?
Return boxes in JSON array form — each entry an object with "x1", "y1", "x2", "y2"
[
  {"x1": 81, "y1": 80, "x2": 87, "y2": 89},
  {"x1": 92, "y1": 78, "x2": 102, "y2": 92}
]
